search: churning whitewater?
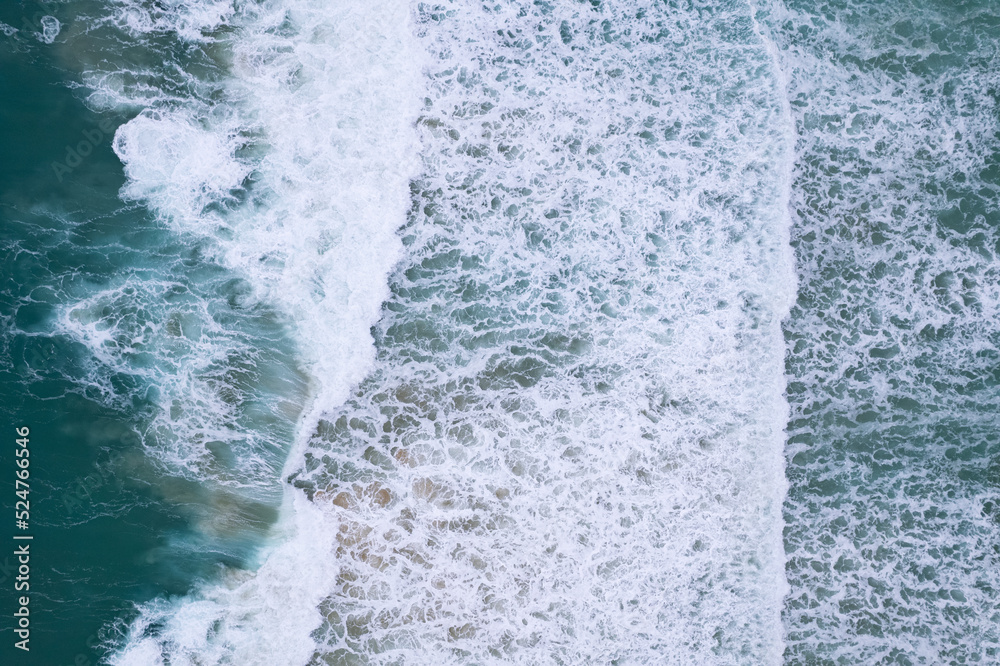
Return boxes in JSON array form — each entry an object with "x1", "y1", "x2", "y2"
[
  {"x1": 78, "y1": 0, "x2": 801, "y2": 664},
  {"x1": 5, "y1": 0, "x2": 999, "y2": 663}
]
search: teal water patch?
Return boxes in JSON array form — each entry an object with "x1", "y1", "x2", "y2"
[
  {"x1": 758, "y1": 0, "x2": 1000, "y2": 663},
  {"x1": 0, "y1": 2, "x2": 306, "y2": 663}
]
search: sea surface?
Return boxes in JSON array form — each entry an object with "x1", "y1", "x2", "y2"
[{"x1": 0, "y1": 0, "x2": 996, "y2": 664}]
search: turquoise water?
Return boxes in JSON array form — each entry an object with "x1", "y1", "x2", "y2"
[
  {"x1": 0, "y1": 0, "x2": 997, "y2": 664},
  {"x1": 1, "y1": 2, "x2": 305, "y2": 663}
]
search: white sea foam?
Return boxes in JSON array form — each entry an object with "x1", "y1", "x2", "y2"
[
  {"x1": 70, "y1": 0, "x2": 423, "y2": 480},
  {"x1": 100, "y1": 0, "x2": 802, "y2": 663},
  {"x1": 36, "y1": 16, "x2": 60, "y2": 44},
  {"x1": 113, "y1": 112, "x2": 250, "y2": 222},
  {"x1": 54, "y1": 276, "x2": 290, "y2": 489},
  {"x1": 115, "y1": 492, "x2": 340, "y2": 666},
  {"x1": 105, "y1": 0, "x2": 423, "y2": 414},
  {"x1": 111, "y1": 0, "x2": 233, "y2": 42}
]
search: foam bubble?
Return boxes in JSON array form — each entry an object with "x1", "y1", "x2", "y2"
[
  {"x1": 113, "y1": 112, "x2": 250, "y2": 223},
  {"x1": 114, "y1": 492, "x2": 340, "y2": 665},
  {"x1": 125, "y1": 0, "x2": 797, "y2": 663},
  {"x1": 36, "y1": 16, "x2": 60, "y2": 44},
  {"x1": 99, "y1": 0, "x2": 424, "y2": 413},
  {"x1": 109, "y1": 0, "x2": 234, "y2": 42}
]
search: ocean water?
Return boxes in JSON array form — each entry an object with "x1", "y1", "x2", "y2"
[
  {"x1": 758, "y1": 0, "x2": 1000, "y2": 663},
  {"x1": 0, "y1": 0, "x2": 996, "y2": 665},
  {"x1": 1, "y1": 1, "x2": 310, "y2": 664}
]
